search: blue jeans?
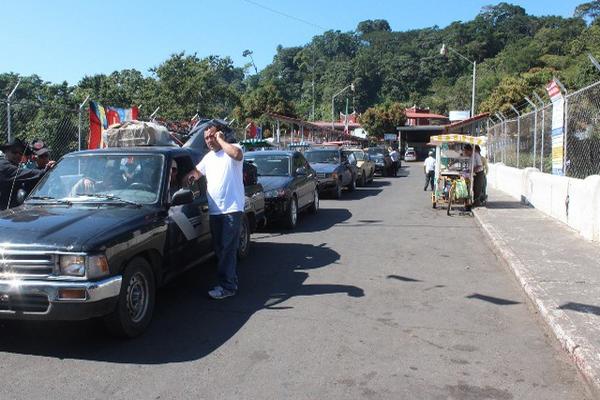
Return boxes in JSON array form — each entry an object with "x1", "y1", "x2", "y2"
[{"x1": 209, "y1": 212, "x2": 242, "y2": 291}]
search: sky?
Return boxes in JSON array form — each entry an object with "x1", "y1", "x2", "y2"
[{"x1": 0, "y1": 0, "x2": 585, "y2": 85}]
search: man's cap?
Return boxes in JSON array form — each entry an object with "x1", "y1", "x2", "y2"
[
  {"x1": 428, "y1": 151, "x2": 434, "y2": 156},
  {"x1": 0, "y1": 138, "x2": 28, "y2": 154}
]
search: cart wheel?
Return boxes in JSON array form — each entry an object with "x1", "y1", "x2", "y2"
[
  {"x1": 432, "y1": 202, "x2": 437, "y2": 209},
  {"x1": 447, "y1": 186, "x2": 454, "y2": 216}
]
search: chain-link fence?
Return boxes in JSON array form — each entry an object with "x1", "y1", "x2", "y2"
[
  {"x1": 0, "y1": 100, "x2": 89, "y2": 160},
  {"x1": 487, "y1": 79, "x2": 600, "y2": 178},
  {"x1": 565, "y1": 80, "x2": 600, "y2": 179}
]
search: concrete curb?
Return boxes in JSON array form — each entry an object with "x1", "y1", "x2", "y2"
[{"x1": 473, "y1": 208, "x2": 600, "y2": 398}]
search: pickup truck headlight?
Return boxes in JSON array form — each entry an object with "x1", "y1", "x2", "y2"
[{"x1": 59, "y1": 254, "x2": 109, "y2": 279}]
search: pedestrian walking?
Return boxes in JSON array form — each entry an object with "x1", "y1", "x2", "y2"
[
  {"x1": 423, "y1": 151, "x2": 435, "y2": 191},
  {"x1": 187, "y1": 123, "x2": 244, "y2": 299},
  {"x1": 389, "y1": 147, "x2": 400, "y2": 177}
]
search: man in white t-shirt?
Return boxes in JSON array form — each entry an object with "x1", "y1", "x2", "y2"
[
  {"x1": 188, "y1": 123, "x2": 244, "y2": 299},
  {"x1": 389, "y1": 148, "x2": 400, "y2": 177},
  {"x1": 423, "y1": 151, "x2": 436, "y2": 191}
]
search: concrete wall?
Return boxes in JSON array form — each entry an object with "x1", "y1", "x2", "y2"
[{"x1": 487, "y1": 163, "x2": 600, "y2": 242}]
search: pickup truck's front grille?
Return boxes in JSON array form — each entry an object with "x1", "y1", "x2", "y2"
[
  {"x1": 316, "y1": 172, "x2": 327, "y2": 179},
  {"x1": 0, "y1": 293, "x2": 49, "y2": 313},
  {"x1": 0, "y1": 252, "x2": 56, "y2": 278}
]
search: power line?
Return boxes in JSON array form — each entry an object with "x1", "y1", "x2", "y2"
[{"x1": 241, "y1": 0, "x2": 326, "y2": 31}]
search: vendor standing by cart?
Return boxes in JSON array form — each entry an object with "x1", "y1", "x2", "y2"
[{"x1": 463, "y1": 144, "x2": 484, "y2": 206}]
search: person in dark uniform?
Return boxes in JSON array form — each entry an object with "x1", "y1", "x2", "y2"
[{"x1": 0, "y1": 138, "x2": 54, "y2": 209}]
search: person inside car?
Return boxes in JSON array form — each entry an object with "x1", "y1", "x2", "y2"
[{"x1": 169, "y1": 159, "x2": 182, "y2": 199}]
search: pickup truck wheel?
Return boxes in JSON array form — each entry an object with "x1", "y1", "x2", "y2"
[
  {"x1": 104, "y1": 257, "x2": 155, "y2": 338},
  {"x1": 308, "y1": 189, "x2": 319, "y2": 214},
  {"x1": 284, "y1": 196, "x2": 298, "y2": 229},
  {"x1": 238, "y1": 214, "x2": 251, "y2": 259}
]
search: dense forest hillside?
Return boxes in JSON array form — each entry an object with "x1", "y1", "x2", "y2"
[{"x1": 2, "y1": 1, "x2": 600, "y2": 139}]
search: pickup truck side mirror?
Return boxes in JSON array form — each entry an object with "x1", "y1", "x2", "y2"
[
  {"x1": 16, "y1": 189, "x2": 27, "y2": 206},
  {"x1": 295, "y1": 167, "x2": 307, "y2": 176},
  {"x1": 171, "y1": 189, "x2": 194, "y2": 206}
]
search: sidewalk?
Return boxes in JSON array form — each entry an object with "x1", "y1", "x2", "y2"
[{"x1": 474, "y1": 188, "x2": 600, "y2": 396}]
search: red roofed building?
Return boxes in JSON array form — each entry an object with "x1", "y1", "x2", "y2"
[{"x1": 404, "y1": 106, "x2": 449, "y2": 126}]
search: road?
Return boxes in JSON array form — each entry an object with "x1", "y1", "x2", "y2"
[{"x1": 0, "y1": 164, "x2": 591, "y2": 399}]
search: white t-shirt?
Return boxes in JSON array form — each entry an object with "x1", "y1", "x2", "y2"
[
  {"x1": 389, "y1": 150, "x2": 400, "y2": 162},
  {"x1": 197, "y1": 146, "x2": 244, "y2": 215},
  {"x1": 424, "y1": 156, "x2": 436, "y2": 172}
]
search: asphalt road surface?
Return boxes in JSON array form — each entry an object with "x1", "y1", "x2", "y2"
[{"x1": 0, "y1": 164, "x2": 591, "y2": 399}]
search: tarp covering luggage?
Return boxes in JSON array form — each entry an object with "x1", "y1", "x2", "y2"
[{"x1": 103, "y1": 121, "x2": 176, "y2": 147}]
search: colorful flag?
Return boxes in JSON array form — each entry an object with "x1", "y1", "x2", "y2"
[{"x1": 88, "y1": 101, "x2": 138, "y2": 149}]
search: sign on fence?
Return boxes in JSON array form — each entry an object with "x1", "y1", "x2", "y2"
[
  {"x1": 546, "y1": 80, "x2": 564, "y2": 175},
  {"x1": 384, "y1": 133, "x2": 397, "y2": 141}
]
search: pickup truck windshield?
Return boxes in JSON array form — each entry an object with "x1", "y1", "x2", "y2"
[
  {"x1": 246, "y1": 155, "x2": 290, "y2": 176},
  {"x1": 29, "y1": 154, "x2": 164, "y2": 204},
  {"x1": 305, "y1": 150, "x2": 339, "y2": 164}
]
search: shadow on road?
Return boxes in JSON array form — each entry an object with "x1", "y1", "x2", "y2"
[
  {"x1": 337, "y1": 188, "x2": 383, "y2": 201},
  {"x1": 387, "y1": 275, "x2": 422, "y2": 282},
  {"x1": 484, "y1": 201, "x2": 531, "y2": 209},
  {"x1": 466, "y1": 293, "x2": 521, "y2": 305},
  {"x1": 259, "y1": 208, "x2": 352, "y2": 234},
  {"x1": 0, "y1": 241, "x2": 363, "y2": 364},
  {"x1": 558, "y1": 302, "x2": 600, "y2": 316}
]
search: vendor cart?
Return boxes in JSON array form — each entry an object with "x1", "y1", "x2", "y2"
[{"x1": 428, "y1": 134, "x2": 487, "y2": 215}]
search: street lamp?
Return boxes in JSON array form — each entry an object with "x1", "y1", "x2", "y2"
[
  {"x1": 440, "y1": 43, "x2": 477, "y2": 118},
  {"x1": 331, "y1": 83, "x2": 355, "y2": 130},
  {"x1": 242, "y1": 49, "x2": 258, "y2": 75}
]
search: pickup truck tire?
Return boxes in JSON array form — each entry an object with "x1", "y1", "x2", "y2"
[
  {"x1": 284, "y1": 196, "x2": 298, "y2": 229},
  {"x1": 238, "y1": 214, "x2": 251, "y2": 259},
  {"x1": 104, "y1": 257, "x2": 156, "y2": 338},
  {"x1": 308, "y1": 189, "x2": 319, "y2": 214}
]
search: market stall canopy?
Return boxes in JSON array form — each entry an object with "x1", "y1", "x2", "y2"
[{"x1": 428, "y1": 134, "x2": 487, "y2": 146}]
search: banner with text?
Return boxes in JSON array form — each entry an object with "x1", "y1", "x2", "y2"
[{"x1": 546, "y1": 80, "x2": 564, "y2": 175}]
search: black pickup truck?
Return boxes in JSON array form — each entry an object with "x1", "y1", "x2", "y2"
[{"x1": 0, "y1": 146, "x2": 264, "y2": 337}]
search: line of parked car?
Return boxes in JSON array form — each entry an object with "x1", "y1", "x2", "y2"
[
  {"x1": 0, "y1": 118, "x2": 397, "y2": 337},
  {"x1": 244, "y1": 145, "x2": 395, "y2": 230}
]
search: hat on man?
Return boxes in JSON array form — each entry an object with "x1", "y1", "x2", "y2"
[
  {"x1": 428, "y1": 151, "x2": 434, "y2": 156},
  {"x1": 0, "y1": 138, "x2": 29, "y2": 154},
  {"x1": 31, "y1": 140, "x2": 50, "y2": 156}
]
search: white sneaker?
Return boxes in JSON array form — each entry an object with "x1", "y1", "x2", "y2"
[{"x1": 208, "y1": 286, "x2": 236, "y2": 300}]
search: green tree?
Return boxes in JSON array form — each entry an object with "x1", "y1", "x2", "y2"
[{"x1": 360, "y1": 102, "x2": 406, "y2": 139}]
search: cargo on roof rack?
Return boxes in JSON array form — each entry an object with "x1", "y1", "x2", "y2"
[{"x1": 103, "y1": 120, "x2": 177, "y2": 147}]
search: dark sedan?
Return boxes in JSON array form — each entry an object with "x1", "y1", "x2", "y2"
[
  {"x1": 366, "y1": 147, "x2": 393, "y2": 176},
  {"x1": 304, "y1": 148, "x2": 357, "y2": 199},
  {"x1": 244, "y1": 151, "x2": 318, "y2": 229}
]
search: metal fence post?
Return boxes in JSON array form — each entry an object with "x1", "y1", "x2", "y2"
[
  {"x1": 77, "y1": 95, "x2": 90, "y2": 151},
  {"x1": 6, "y1": 79, "x2": 21, "y2": 142},
  {"x1": 510, "y1": 105, "x2": 521, "y2": 168},
  {"x1": 533, "y1": 92, "x2": 545, "y2": 172},
  {"x1": 524, "y1": 97, "x2": 538, "y2": 168}
]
